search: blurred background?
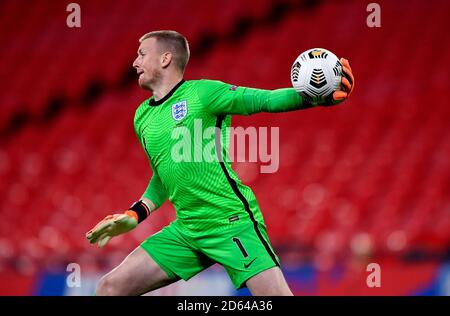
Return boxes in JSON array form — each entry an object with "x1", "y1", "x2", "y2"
[{"x1": 0, "y1": 0, "x2": 449, "y2": 295}]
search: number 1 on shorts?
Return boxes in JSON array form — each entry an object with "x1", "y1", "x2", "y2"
[{"x1": 232, "y1": 237, "x2": 248, "y2": 258}]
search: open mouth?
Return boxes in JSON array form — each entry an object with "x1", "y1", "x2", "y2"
[{"x1": 137, "y1": 70, "x2": 144, "y2": 79}]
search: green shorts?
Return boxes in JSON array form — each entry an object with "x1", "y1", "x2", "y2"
[{"x1": 140, "y1": 219, "x2": 280, "y2": 289}]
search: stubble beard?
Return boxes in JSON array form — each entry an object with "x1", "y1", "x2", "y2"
[{"x1": 140, "y1": 68, "x2": 163, "y2": 92}]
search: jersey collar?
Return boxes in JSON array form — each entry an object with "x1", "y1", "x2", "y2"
[{"x1": 148, "y1": 79, "x2": 186, "y2": 106}]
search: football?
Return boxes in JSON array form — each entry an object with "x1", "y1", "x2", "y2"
[{"x1": 291, "y1": 48, "x2": 342, "y2": 104}]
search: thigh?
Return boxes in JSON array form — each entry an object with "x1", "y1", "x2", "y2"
[
  {"x1": 140, "y1": 222, "x2": 214, "y2": 282},
  {"x1": 100, "y1": 245, "x2": 177, "y2": 296},
  {"x1": 199, "y1": 221, "x2": 280, "y2": 289},
  {"x1": 246, "y1": 266, "x2": 293, "y2": 296}
]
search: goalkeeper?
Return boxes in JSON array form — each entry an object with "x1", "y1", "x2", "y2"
[{"x1": 86, "y1": 30, "x2": 354, "y2": 296}]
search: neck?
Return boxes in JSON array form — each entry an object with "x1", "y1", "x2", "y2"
[{"x1": 151, "y1": 74, "x2": 184, "y2": 101}]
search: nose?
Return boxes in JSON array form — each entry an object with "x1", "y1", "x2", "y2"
[{"x1": 133, "y1": 57, "x2": 139, "y2": 69}]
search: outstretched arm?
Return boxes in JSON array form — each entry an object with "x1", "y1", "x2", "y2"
[
  {"x1": 239, "y1": 87, "x2": 306, "y2": 114},
  {"x1": 200, "y1": 58, "x2": 355, "y2": 115}
]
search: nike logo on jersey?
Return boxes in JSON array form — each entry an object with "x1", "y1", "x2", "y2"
[{"x1": 244, "y1": 258, "x2": 257, "y2": 269}]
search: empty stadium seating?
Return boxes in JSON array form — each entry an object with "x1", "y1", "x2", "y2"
[{"x1": 0, "y1": 0, "x2": 274, "y2": 127}]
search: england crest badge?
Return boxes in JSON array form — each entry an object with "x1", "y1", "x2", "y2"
[{"x1": 172, "y1": 100, "x2": 188, "y2": 121}]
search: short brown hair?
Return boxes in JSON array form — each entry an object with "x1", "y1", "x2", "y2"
[{"x1": 139, "y1": 30, "x2": 190, "y2": 73}]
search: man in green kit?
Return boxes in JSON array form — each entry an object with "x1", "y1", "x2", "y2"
[{"x1": 86, "y1": 30, "x2": 354, "y2": 296}]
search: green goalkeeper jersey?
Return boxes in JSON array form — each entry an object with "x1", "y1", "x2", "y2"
[{"x1": 134, "y1": 79, "x2": 306, "y2": 233}]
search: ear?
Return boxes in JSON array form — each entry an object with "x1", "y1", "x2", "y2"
[{"x1": 161, "y1": 52, "x2": 172, "y2": 68}]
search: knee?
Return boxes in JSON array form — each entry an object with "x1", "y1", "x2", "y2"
[{"x1": 96, "y1": 274, "x2": 125, "y2": 296}]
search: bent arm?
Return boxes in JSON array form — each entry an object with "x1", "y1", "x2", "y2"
[
  {"x1": 134, "y1": 112, "x2": 169, "y2": 214},
  {"x1": 141, "y1": 169, "x2": 169, "y2": 212}
]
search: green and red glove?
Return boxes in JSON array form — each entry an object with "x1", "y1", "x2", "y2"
[
  {"x1": 324, "y1": 57, "x2": 355, "y2": 106},
  {"x1": 86, "y1": 200, "x2": 151, "y2": 248},
  {"x1": 86, "y1": 211, "x2": 138, "y2": 248}
]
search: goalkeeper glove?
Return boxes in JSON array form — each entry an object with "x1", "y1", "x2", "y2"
[
  {"x1": 86, "y1": 200, "x2": 150, "y2": 248},
  {"x1": 86, "y1": 211, "x2": 138, "y2": 248},
  {"x1": 323, "y1": 57, "x2": 355, "y2": 106}
]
